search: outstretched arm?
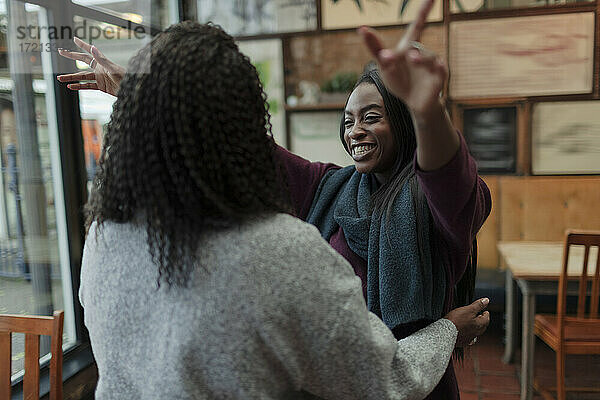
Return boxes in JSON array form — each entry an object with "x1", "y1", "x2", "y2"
[{"x1": 359, "y1": 0, "x2": 459, "y2": 172}]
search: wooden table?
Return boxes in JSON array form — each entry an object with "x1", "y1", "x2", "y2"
[{"x1": 498, "y1": 242, "x2": 597, "y2": 400}]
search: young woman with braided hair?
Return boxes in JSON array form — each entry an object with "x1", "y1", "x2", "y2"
[{"x1": 64, "y1": 4, "x2": 490, "y2": 399}]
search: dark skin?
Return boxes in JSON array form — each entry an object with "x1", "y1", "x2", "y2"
[
  {"x1": 343, "y1": 83, "x2": 397, "y2": 184},
  {"x1": 447, "y1": 298, "x2": 490, "y2": 347}
]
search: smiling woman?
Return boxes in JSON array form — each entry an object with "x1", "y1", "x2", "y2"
[
  {"x1": 276, "y1": 62, "x2": 491, "y2": 400},
  {"x1": 274, "y1": 8, "x2": 492, "y2": 395},
  {"x1": 343, "y1": 83, "x2": 397, "y2": 181}
]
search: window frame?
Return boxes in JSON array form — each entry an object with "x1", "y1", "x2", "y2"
[{"x1": 6, "y1": 0, "x2": 182, "y2": 397}]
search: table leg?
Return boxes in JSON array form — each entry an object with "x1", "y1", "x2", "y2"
[
  {"x1": 503, "y1": 269, "x2": 517, "y2": 364},
  {"x1": 519, "y1": 280, "x2": 536, "y2": 400}
]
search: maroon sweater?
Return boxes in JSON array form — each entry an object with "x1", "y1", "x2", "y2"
[{"x1": 275, "y1": 134, "x2": 492, "y2": 399}]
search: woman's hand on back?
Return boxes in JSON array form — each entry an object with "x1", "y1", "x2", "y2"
[
  {"x1": 57, "y1": 37, "x2": 125, "y2": 97},
  {"x1": 444, "y1": 298, "x2": 490, "y2": 347}
]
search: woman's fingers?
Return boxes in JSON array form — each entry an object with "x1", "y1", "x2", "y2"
[
  {"x1": 444, "y1": 298, "x2": 490, "y2": 347},
  {"x1": 476, "y1": 311, "x2": 491, "y2": 333},
  {"x1": 358, "y1": 26, "x2": 405, "y2": 71},
  {"x1": 91, "y1": 45, "x2": 121, "y2": 74},
  {"x1": 73, "y1": 36, "x2": 120, "y2": 73},
  {"x1": 58, "y1": 49, "x2": 93, "y2": 64},
  {"x1": 403, "y1": 0, "x2": 435, "y2": 45},
  {"x1": 66, "y1": 82, "x2": 99, "y2": 91},
  {"x1": 360, "y1": 0, "x2": 437, "y2": 65},
  {"x1": 359, "y1": 26, "x2": 385, "y2": 60},
  {"x1": 57, "y1": 37, "x2": 124, "y2": 95},
  {"x1": 57, "y1": 71, "x2": 96, "y2": 83},
  {"x1": 407, "y1": 47, "x2": 436, "y2": 64},
  {"x1": 74, "y1": 36, "x2": 93, "y2": 54},
  {"x1": 407, "y1": 50, "x2": 447, "y2": 73},
  {"x1": 470, "y1": 297, "x2": 490, "y2": 314}
]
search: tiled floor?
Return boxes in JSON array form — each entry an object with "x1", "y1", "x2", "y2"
[{"x1": 455, "y1": 315, "x2": 600, "y2": 400}]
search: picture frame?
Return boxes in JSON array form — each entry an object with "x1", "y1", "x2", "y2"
[
  {"x1": 449, "y1": 13, "x2": 594, "y2": 99},
  {"x1": 463, "y1": 106, "x2": 517, "y2": 174},
  {"x1": 532, "y1": 101, "x2": 600, "y2": 175},
  {"x1": 321, "y1": 0, "x2": 442, "y2": 30}
]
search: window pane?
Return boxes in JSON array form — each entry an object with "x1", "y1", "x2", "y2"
[
  {"x1": 0, "y1": 0, "x2": 75, "y2": 377},
  {"x1": 237, "y1": 39, "x2": 286, "y2": 146},
  {"x1": 198, "y1": 0, "x2": 317, "y2": 36},
  {"x1": 72, "y1": 0, "x2": 177, "y2": 29}
]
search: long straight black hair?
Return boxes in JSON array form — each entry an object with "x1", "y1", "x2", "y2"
[{"x1": 339, "y1": 68, "x2": 478, "y2": 327}]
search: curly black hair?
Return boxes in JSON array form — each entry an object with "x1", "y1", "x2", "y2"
[{"x1": 86, "y1": 21, "x2": 291, "y2": 286}]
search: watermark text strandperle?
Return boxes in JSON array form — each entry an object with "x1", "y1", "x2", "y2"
[{"x1": 9, "y1": 19, "x2": 147, "y2": 44}]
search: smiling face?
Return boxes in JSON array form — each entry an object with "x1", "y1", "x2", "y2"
[{"x1": 343, "y1": 83, "x2": 398, "y2": 179}]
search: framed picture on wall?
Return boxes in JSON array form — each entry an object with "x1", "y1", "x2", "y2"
[
  {"x1": 449, "y1": 13, "x2": 594, "y2": 99},
  {"x1": 532, "y1": 101, "x2": 600, "y2": 175},
  {"x1": 321, "y1": 0, "x2": 442, "y2": 30},
  {"x1": 197, "y1": 0, "x2": 317, "y2": 36},
  {"x1": 289, "y1": 111, "x2": 352, "y2": 167},
  {"x1": 463, "y1": 107, "x2": 516, "y2": 174},
  {"x1": 449, "y1": 0, "x2": 593, "y2": 14}
]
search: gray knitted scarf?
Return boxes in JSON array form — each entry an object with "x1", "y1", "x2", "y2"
[{"x1": 306, "y1": 166, "x2": 446, "y2": 329}]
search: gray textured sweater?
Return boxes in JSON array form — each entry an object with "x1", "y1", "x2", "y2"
[{"x1": 80, "y1": 213, "x2": 458, "y2": 399}]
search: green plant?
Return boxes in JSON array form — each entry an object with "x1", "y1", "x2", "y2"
[{"x1": 321, "y1": 71, "x2": 358, "y2": 93}]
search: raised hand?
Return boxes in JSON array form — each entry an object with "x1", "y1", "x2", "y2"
[
  {"x1": 444, "y1": 298, "x2": 490, "y2": 347},
  {"x1": 57, "y1": 37, "x2": 125, "y2": 97},
  {"x1": 358, "y1": 0, "x2": 447, "y2": 119}
]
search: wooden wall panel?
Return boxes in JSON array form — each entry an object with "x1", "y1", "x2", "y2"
[
  {"x1": 516, "y1": 102, "x2": 531, "y2": 175},
  {"x1": 477, "y1": 176, "x2": 500, "y2": 269},
  {"x1": 499, "y1": 177, "x2": 600, "y2": 242},
  {"x1": 562, "y1": 178, "x2": 600, "y2": 232},
  {"x1": 498, "y1": 177, "x2": 525, "y2": 241},
  {"x1": 477, "y1": 176, "x2": 600, "y2": 269},
  {"x1": 521, "y1": 179, "x2": 573, "y2": 240},
  {"x1": 285, "y1": 25, "x2": 446, "y2": 97}
]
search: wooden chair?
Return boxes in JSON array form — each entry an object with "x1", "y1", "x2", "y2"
[
  {"x1": 0, "y1": 310, "x2": 64, "y2": 400},
  {"x1": 534, "y1": 230, "x2": 600, "y2": 400}
]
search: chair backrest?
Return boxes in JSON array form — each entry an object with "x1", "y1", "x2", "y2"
[
  {"x1": 0, "y1": 310, "x2": 64, "y2": 400},
  {"x1": 557, "y1": 231, "x2": 600, "y2": 327}
]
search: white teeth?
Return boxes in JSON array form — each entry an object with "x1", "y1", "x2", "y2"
[{"x1": 352, "y1": 144, "x2": 376, "y2": 156}]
